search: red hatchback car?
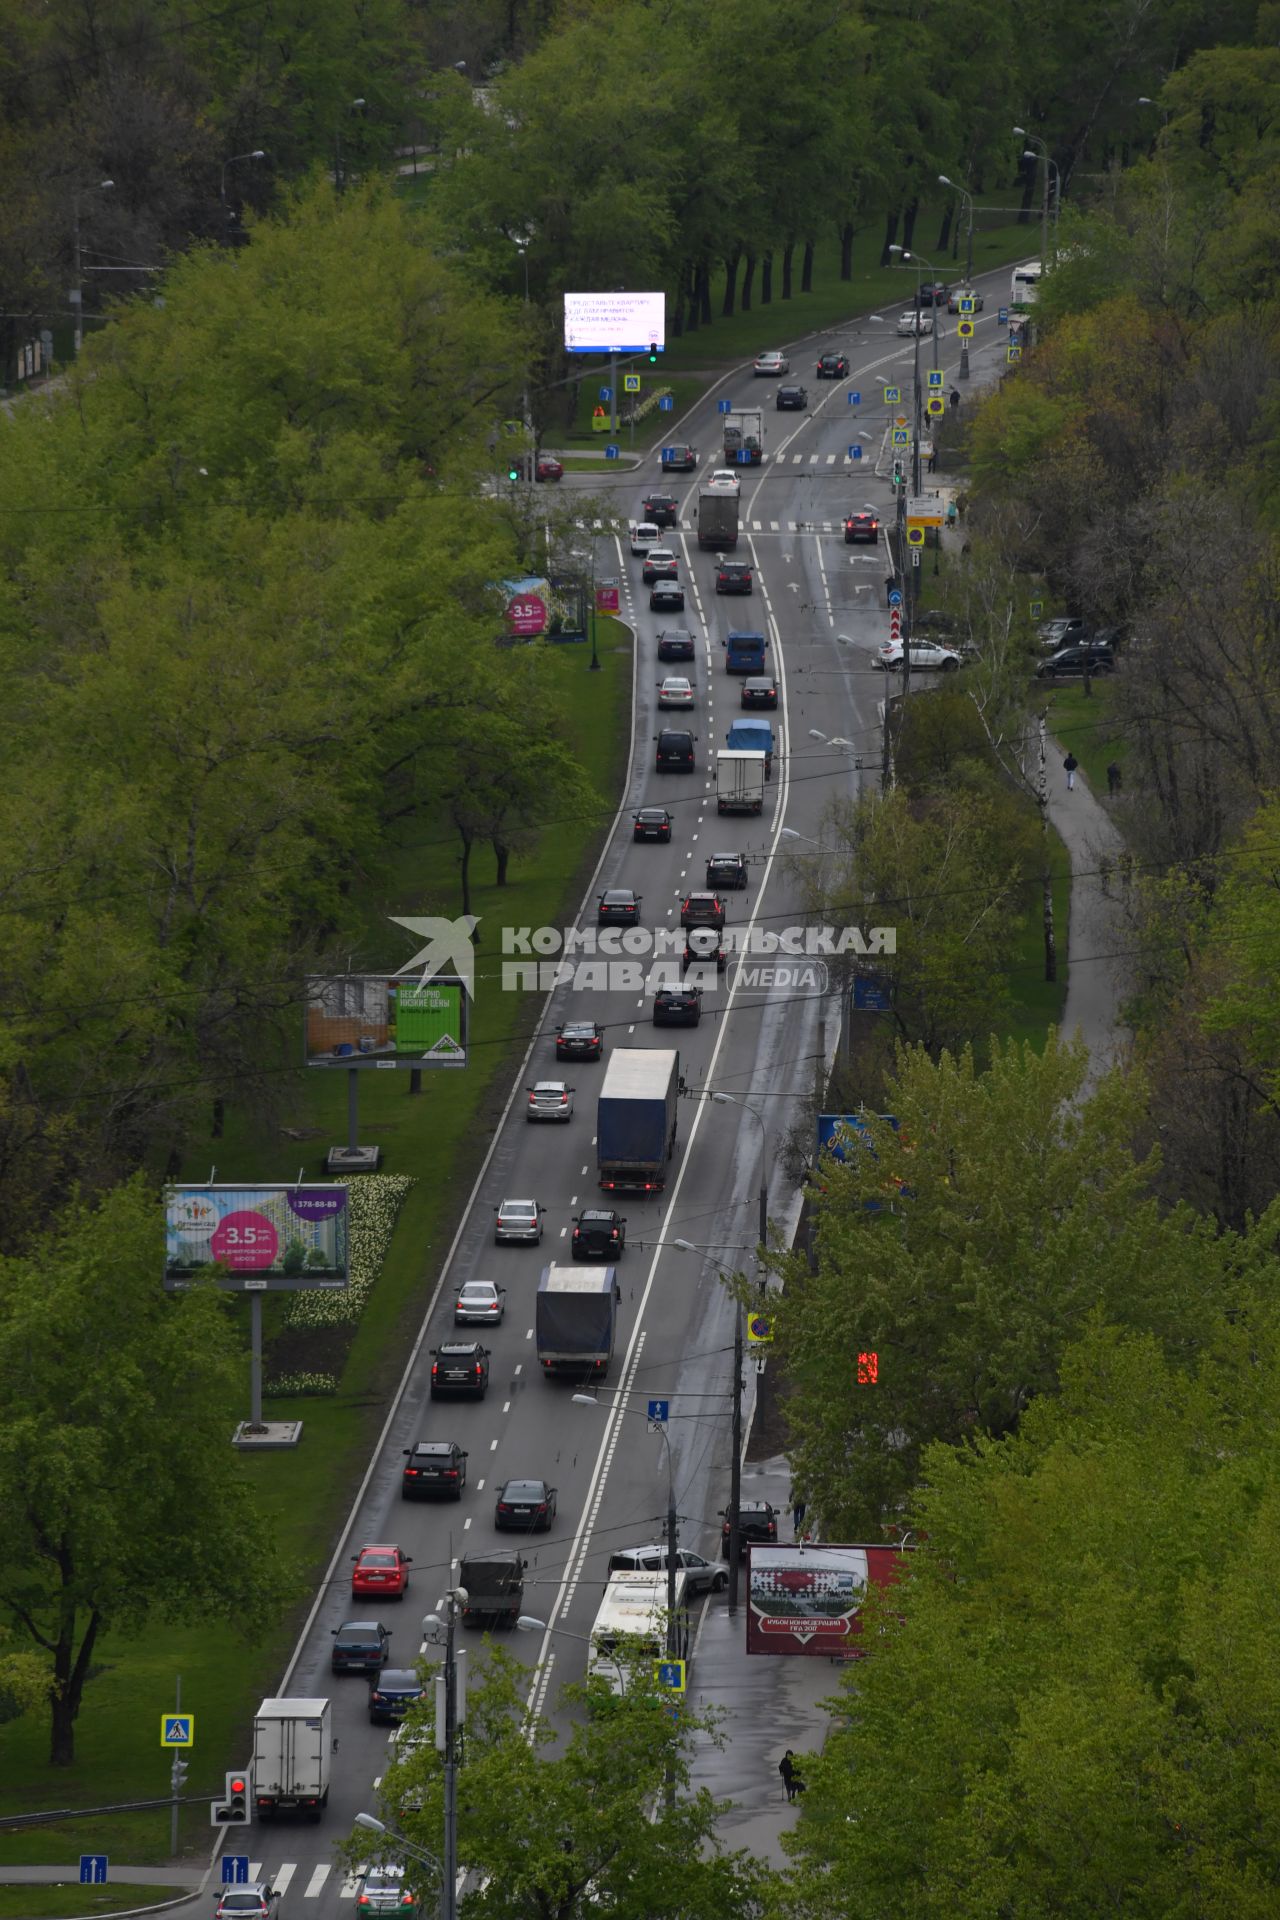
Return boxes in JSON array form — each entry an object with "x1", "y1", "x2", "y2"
[{"x1": 351, "y1": 1544, "x2": 412, "y2": 1601}]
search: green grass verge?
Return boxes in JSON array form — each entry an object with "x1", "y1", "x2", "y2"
[
  {"x1": 0, "y1": 1887, "x2": 179, "y2": 1918},
  {"x1": 1042, "y1": 680, "x2": 1127, "y2": 798},
  {"x1": 0, "y1": 631, "x2": 633, "y2": 1871},
  {"x1": 1003, "y1": 825, "x2": 1071, "y2": 1048}
]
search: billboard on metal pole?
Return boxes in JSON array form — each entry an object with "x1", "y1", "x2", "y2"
[
  {"x1": 745, "y1": 1544, "x2": 908, "y2": 1656},
  {"x1": 563, "y1": 292, "x2": 665, "y2": 355},
  {"x1": 164, "y1": 1185, "x2": 349, "y2": 1291},
  {"x1": 305, "y1": 973, "x2": 468, "y2": 1070}
]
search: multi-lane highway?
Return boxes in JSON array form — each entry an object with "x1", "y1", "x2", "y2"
[{"x1": 213, "y1": 269, "x2": 1017, "y2": 1913}]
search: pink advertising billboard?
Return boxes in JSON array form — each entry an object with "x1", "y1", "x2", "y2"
[{"x1": 745, "y1": 1544, "x2": 909, "y2": 1656}]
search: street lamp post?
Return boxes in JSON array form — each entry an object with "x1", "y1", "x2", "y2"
[
  {"x1": 354, "y1": 1814, "x2": 442, "y2": 1911},
  {"x1": 1013, "y1": 127, "x2": 1053, "y2": 269},
  {"x1": 938, "y1": 175, "x2": 974, "y2": 380},
  {"x1": 219, "y1": 148, "x2": 266, "y2": 209},
  {"x1": 419, "y1": 1589, "x2": 466, "y2": 1920}
]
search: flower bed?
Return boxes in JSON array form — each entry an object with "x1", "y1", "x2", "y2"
[
  {"x1": 264, "y1": 1370, "x2": 339, "y2": 1396},
  {"x1": 283, "y1": 1174, "x2": 416, "y2": 1330}
]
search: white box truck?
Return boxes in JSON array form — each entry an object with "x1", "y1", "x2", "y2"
[
  {"x1": 251, "y1": 1697, "x2": 331, "y2": 1820},
  {"x1": 716, "y1": 749, "x2": 766, "y2": 814}
]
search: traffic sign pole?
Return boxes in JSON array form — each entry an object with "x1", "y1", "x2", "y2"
[{"x1": 728, "y1": 1304, "x2": 744, "y2": 1615}]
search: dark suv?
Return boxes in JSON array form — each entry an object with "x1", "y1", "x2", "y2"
[
  {"x1": 720, "y1": 1500, "x2": 780, "y2": 1559},
  {"x1": 643, "y1": 492, "x2": 680, "y2": 527},
  {"x1": 706, "y1": 852, "x2": 749, "y2": 890},
  {"x1": 656, "y1": 729, "x2": 695, "y2": 772},
  {"x1": 401, "y1": 1440, "x2": 467, "y2": 1500},
  {"x1": 654, "y1": 985, "x2": 702, "y2": 1026},
  {"x1": 716, "y1": 561, "x2": 754, "y2": 595},
  {"x1": 816, "y1": 350, "x2": 850, "y2": 379},
  {"x1": 572, "y1": 1208, "x2": 626, "y2": 1259},
  {"x1": 429, "y1": 1342, "x2": 490, "y2": 1399},
  {"x1": 680, "y1": 890, "x2": 726, "y2": 929}
]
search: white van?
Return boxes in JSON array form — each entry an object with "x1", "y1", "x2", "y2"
[{"x1": 587, "y1": 1569, "x2": 689, "y2": 1695}]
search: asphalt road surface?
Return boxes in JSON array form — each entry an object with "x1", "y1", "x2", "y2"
[{"x1": 202, "y1": 266, "x2": 1020, "y2": 1915}]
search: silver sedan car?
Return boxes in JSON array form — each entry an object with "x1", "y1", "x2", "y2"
[
  {"x1": 526, "y1": 1080, "x2": 574, "y2": 1121},
  {"x1": 494, "y1": 1198, "x2": 544, "y2": 1244},
  {"x1": 454, "y1": 1280, "x2": 506, "y2": 1325},
  {"x1": 753, "y1": 349, "x2": 790, "y2": 375}
]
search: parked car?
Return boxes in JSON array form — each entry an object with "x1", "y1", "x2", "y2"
[
  {"x1": 351, "y1": 1544, "x2": 412, "y2": 1600},
  {"x1": 571, "y1": 1208, "x2": 626, "y2": 1259},
  {"x1": 650, "y1": 579, "x2": 685, "y2": 611},
  {"x1": 1038, "y1": 615, "x2": 1092, "y2": 649},
  {"x1": 608, "y1": 1544, "x2": 730, "y2": 1595},
  {"x1": 494, "y1": 1197, "x2": 544, "y2": 1244},
  {"x1": 741, "y1": 675, "x2": 778, "y2": 710},
  {"x1": 719, "y1": 1500, "x2": 779, "y2": 1559},
  {"x1": 555, "y1": 1020, "x2": 603, "y2": 1060},
  {"x1": 1035, "y1": 644, "x2": 1116, "y2": 678},
  {"x1": 816, "y1": 349, "x2": 850, "y2": 378},
  {"x1": 716, "y1": 560, "x2": 754, "y2": 595},
  {"x1": 844, "y1": 511, "x2": 880, "y2": 544},
  {"x1": 401, "y1": 1440, "x2": 467, "y2": 1500},
  {"x1": 454, "y1": 1280, "x2": 506, "y2": 1325},
  {"x1": 330, "y1": 1619, "x2": 391, "y2": 1673},
  {"x1": 597, "y1": 887, "x2": 642, "y2": 925},
  {"x1": 879, "y1": 640, "x2": 963, "y2": 673},
  {"x1": 368, "y1": 1669, "x2": 426, "y2": 1725},
  {"x1": 705, "y1": 851, "x2": 749, "y2": 889},
  {"x1": 657, "y1": 675, "x2": 695, "y2": 709},
  {"x1": 633, "y1": 807, "x2": 673, "y2": 842},
  {"x1": 753, "y1": 349, "x2": 790, "y2": 375},
  {"x1": 494, "y1": 1479, "x2": 558, "y2": 1532},
  {"x1": 654, "y1": 984, "x2": 702, "y2": 1026},
  {"x1": 526, "y1": 1080, "x2": 574, "y2": 1121},
  {"x1": 429, "y1": 1341, "x2": 491, "y2": 1397},
  {"x1": 776, "y1": 383, "x2": 808, "y2": 409},
  {"x1": 656, "y1": 627, "x2": 695, "y2": 661}
]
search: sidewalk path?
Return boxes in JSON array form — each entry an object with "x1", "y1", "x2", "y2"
[{"x1": 1045, "y1": 742, "x2": 1129, "y2": 1081}]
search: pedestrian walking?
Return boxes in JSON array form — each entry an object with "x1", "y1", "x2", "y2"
[
  {"x1": 946, "y1": 500, "x2": 958, "y2": 530},
  {"x1": 948, "y1": 387, "x2": 961, "y2": 412},
  {"x1": 792, "y1": 1496, "x2": 807, "y2": 1536},
  {"x1": 1107, "y1": 760, "x2": 1122, "y2": 795},
  {"x1": 1063, "y1": 751, "x2": 1079, "y2": 792},
  {"x1": 779, "y1": 1751, "x2": 806, "y2": 1801}
]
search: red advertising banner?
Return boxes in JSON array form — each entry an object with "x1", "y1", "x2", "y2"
[
  {"x1": 595, "y1": 580, "x2": 620, "y2": 613},
  {"x1": 745, "y1": 1544, "x2": 908, "y2": 1656}
]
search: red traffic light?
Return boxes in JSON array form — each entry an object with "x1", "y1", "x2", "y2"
[{"x1": 228, "y1": 1776, "x2": 246, "y2": 1794}]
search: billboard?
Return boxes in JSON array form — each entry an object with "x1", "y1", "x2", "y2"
[
  {"x1": 305, "y1": 974, "x2": 468, "y2": 1069},
  {"x1": 564, "y1": 291, "x2": 665, "y2": 355},
  {"x1": 500, "y1": 576, "x2": 587, "y2": 641},
  {"x1": 745, "y1": 1544, "x2": 907, "y2": 1656},
  {"x1": 165, "y1": 1185, "x2": 349, "y2": 1292}
]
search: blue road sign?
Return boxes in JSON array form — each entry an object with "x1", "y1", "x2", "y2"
[
  {"x1": 999, "y1": 306, "x2": 1009, "y2": 324},
  {"x1": 605, "y1": 445, "x2": 619, "y2": 459},
  {"x1": 655, "y1": 1659, "x2": 687, "y2": 1692},
  {"x1": 885, "y1": 385, "x2": 901, "y2": 403},
  {"x1": 848, "y1": 445, "x2": 863, "y2": 461},
  {"x1": 80, "y1": 1858, "x2": 108, "y2": 1885},
  {"x1": 737, "y1": 448, "x2": 754, "y2": 463},
  {"x1": 888, "y1": 589, "x2": 903, "y2": 607},
  {"x1": 598, "y1": 387, "x2": 612, "y2": 402},
  {"x1": 716, "y1": 399, "x2": 732, "y2": 414},
  {"x1": 222, "y1": 1857, "x2": 251, "y2": 1885},
  {"x1": 658, "y1": 395, "x2": 674, "y2": 410},
  {"x1": 160, "y1": 1714, "x2": 194, "y2": 1746},
  {"x1": 854, "y1": 975, "x2": 892, "y2": 1011},
  {"x1": 849, "y1": 389, "x2": 862, "y2": 405},
  {"x1": 647, "y1": 1398, "x2": 669, "y2": 1423}
]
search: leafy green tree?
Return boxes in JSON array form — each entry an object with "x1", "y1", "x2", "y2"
[
  {"x1": 0, "y1": 1179, "x2": 288, "y2": 1764},
  {"x1": 364, "y1": 1641, "x2": 770, "y2": 1920},
  {"x1": 771, "y1": 1037, "x2": 1234, "y2": 1535}
]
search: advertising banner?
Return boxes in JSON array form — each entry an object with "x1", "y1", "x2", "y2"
[
  {"x1": 305, "y1": 974, "x2": 468, "y2": 1069},
  {"x1": 563, "y1": 291, "x2": 665, "y2": 355},
  {"x1": 165, "y1": 1185, "x2": 349, "y2": 1291},
  {"x1": 745, "y1": 1544, "x2": 907, "y2": 1656}
]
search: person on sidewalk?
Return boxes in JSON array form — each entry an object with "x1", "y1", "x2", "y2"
[
  {"x1": 949, "y1": 387, "x2": 961, "y2": 412},
  {"x1": 1063, "y1": 751, "x2": 1079, "y2": 791},
  {"x1": 792, "y1": 1495, "x2": 807, "y2": 1537},
  {"x1": 779, "y1": 1751, "x2": 807, "y2": 1801},
  {"x1": 1107, "y1": 761, "x2": 1122, "y2": 795}
]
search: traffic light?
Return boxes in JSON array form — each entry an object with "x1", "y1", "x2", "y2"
[
  {"x1": 171, "y1": 1757, "x2": 189, "y2": 1790},
  {"x1": 647, "y1": 341, "x2": 658, "y2": 363},
  {"x1": 507, "y1": 458, "x2": 521, "y2": 482},
  {"x1": 891, "y1": 460, "x2": 904, "y2": 489},
  {"x1": 211, "y1": 1768, "x2": 252, "y2": 1826}
]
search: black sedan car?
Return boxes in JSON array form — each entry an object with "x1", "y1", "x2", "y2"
[
  {"x1": 330, "y1": 1619, "x2": 391, "y2": 1674},
  {"x1": 556, "y1": 1020, "x2": 604, "y2": 1060},
  {"x1": 740, "y1": 675, "x2": 778, "y2": 710},
  {"x1": 844, "y1": 511, "x2": 880, "y2": 544},
  {"x1": 816, "y1": 350, "x2": 850, "y2": 378},
  {"x1": 642, "y1": 492, "x2": 680, "y2": 527},
  {"x1": 494, "y1": 1479, "x2": 558, "y2": 1532},
  {"x1": 776, "y1": 384, "x2": 808, "y2": 410},
  {"x1": 657, "y1": 627, "x2": 695, "y2": 661},
  {"x1": 429, "y1": 1342, "x2": 490, "y2": 1398},
  {"x1": 572, "y1": 1208, "x2": 626, "y2": 1259},
  {"x1": 650, "y1": 579, "x2": 685, "y2": 611},
  {"x1": 716, "y1": 561, "x2": 754, "y2": 595},
  {"x1": 633, "y1": 807, "x2": 673, "y2": 842},
  {"x1": 368, "y1": 1669, "x2": 426, "y2": 1725},
  {"x1": 598, "y1": 887, "x2": 641, "y2": 926},
  {"x1": 654, "y1": 985, "x2": 702, "y2": 1026},
  {"x1": 706, "y1": 851, "x2": 749, "y2": 889},
  {"x1": 401, "y1": 1440, "x2": 467, "y2": 1500}
]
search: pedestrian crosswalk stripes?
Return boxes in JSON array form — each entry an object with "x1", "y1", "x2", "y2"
[{"x1": 244, "y1": 1862, "x2": 473, "y2": 1899}]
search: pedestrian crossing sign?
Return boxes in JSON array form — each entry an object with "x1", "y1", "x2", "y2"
[
  {"x1": 623, "y1": 373, "x2": 641, "y2": 393},
  {"x1": 161, "y1": 1715, "x2": 194, "y2": 1747},
  {"x1": 884, "y1": 386, "x2": 901, "y2": 403}
]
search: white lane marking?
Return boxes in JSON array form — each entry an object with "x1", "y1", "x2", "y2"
[
  {"x1": 490, "y1": 1438, "x2": 499, "y2": 1450},
  {"x1": 513, "y1": 1363, "x2": 523, "y2": 1375},
  {"x1": 306, "y1": 1865, "x2": 331, "y2": 1896},
  {"x1": 339, "y1": 1874, "x2": 362, "y2": 1898},
  {"x1": 463, "y1": 1516, "x2": 472, "y2": 1530}
]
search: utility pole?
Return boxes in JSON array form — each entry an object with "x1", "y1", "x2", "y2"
[
  {"x1": 169, "y1": 1675, "x2": 184, "y2": 1857},
  {"x1": 429, "y1": 1591, "x2": 466, "y2": 1920},
  {"x1": 728, "y1": 1302, "x2": 744, "y2": 1613}
]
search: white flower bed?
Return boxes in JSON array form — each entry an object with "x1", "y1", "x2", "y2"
[
  {"x1": 283, "y1": 1174, "x2": 416, "y2": 1330},
  {"x1": 266, "y1": 1371, "x2": 339, "y2": 1397}
]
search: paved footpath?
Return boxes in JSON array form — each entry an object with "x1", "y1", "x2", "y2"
[{"x1": 1044, "y1": 746, "x2": 1129, "y2": 1082}]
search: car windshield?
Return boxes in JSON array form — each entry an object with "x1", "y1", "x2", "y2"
[
  {"x1": 504, "y1": 1481, "x2": 543, "y2": 1499},
  {"x1": 363, "y1": 1551, "x2": 397, "y2": 1567},
  {"x1": 581, "y1": 1211, "x2": 611, "y2": 1224},
  {"x1": 462, "y1": 1284, "x2": 495, "y2": 1299}
]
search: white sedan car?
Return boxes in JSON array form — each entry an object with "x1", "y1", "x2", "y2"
[
  {"x1": 657, "y1": 675, "x2": 695, "y2": 709},
  {"x1": 706, "y1": 469, "x2": 741, "y2": 492},
  {"x1": 753, "y1": 349, "x2": 790, "y2": 376},
  {"x1": 879, "y1": 640, "x2": 962, "y2": 672},
  {"x1": 897, "y1": 309, "x2": 934, "y2": 336}
]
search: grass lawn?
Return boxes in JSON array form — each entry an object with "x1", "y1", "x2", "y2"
[
  {"x1": 1004, "y1": 825, "x2": 1071, "y2": 1048},
  {"x1": 1042, "y1": 679, "x2": 1128, "y2": 798},
  {"x1": 0, "y1": 1888, "x2": 178, "y2": 1917},
  {"x1": 0, "y1": 629, "x2": 633, "y2": 1876}
]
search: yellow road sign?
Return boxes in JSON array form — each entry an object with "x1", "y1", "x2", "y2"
[
  {"x1": 907, "y1": 502, "x2": 945, "y2": 528},
  {"x1": 906, "y1": 526, "x2": 926, "y2": 548},
  {"x1": 927, "y1": 396, "x2": 944, "y2": 416},
  {"x1": 957, "y1": 319, "x2": 974, "y2": 339},
  {"x1": 746, "y1": 1312, "x2": 773, "y2": 1345},
  {"x1": 1007, "y1": 344, "x2": 1023, "y2": 362}
]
